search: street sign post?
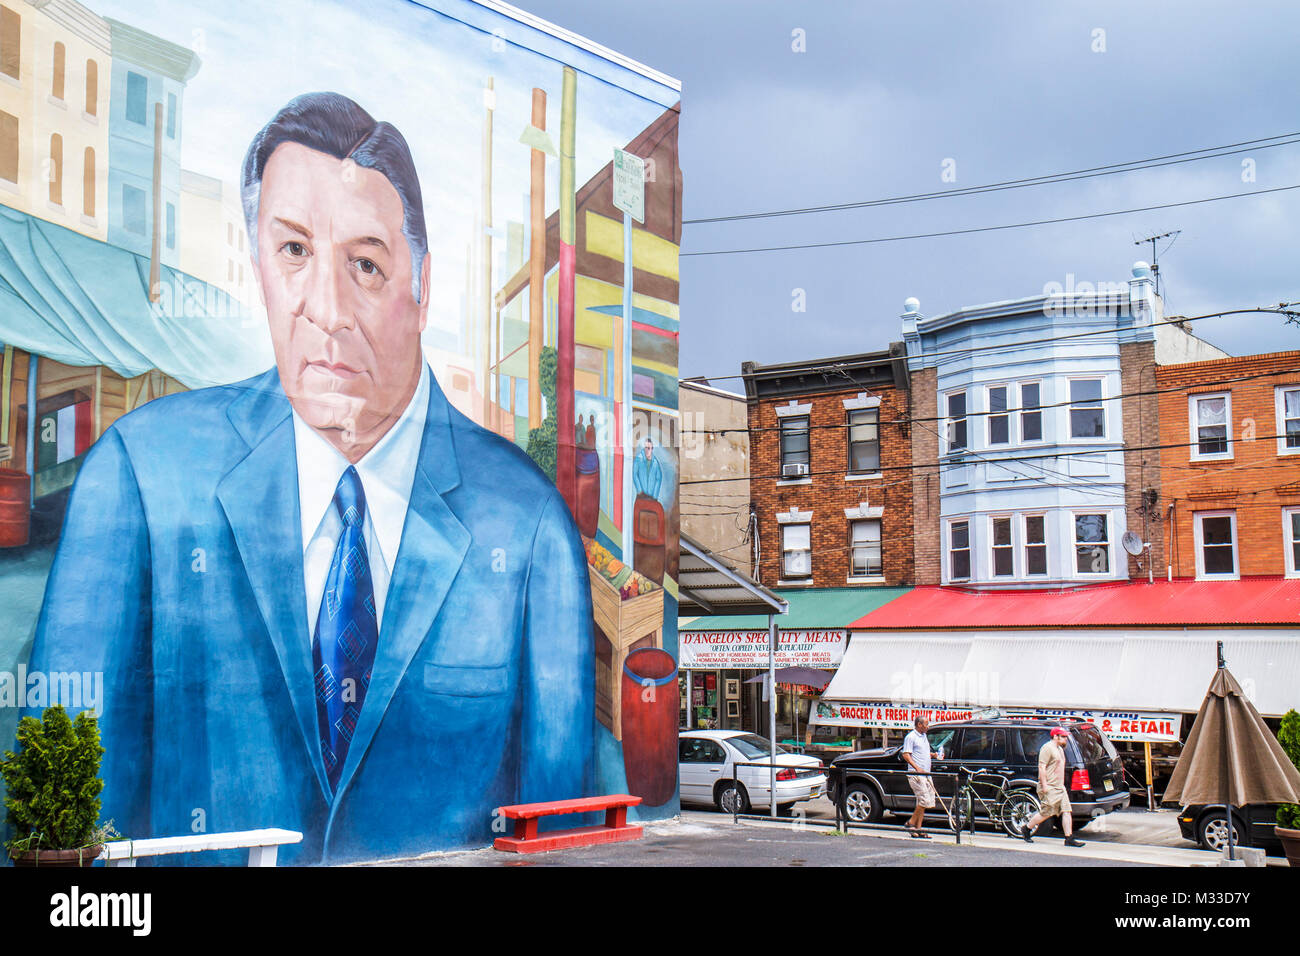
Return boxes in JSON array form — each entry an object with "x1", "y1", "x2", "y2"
[{"x1": 612, "y1": 148, "x2": 645, "y2": 563}]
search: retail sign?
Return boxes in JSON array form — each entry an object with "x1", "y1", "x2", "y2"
[
  {"x1": 811, "y1": 702, "x2": 1182, "y2": 743},
  {"x1": 612, "y1": 148, "x2": 645, "y2": 223},
  {"x1": 811, "y1": 701, "x2": 975, "y2": 730},
  {"x1": 679, "y1": 630, "x2": 847, "y2": 669},
  {"x1": 1007, "y1": 709, "x2": 1181, "y2": 743}
]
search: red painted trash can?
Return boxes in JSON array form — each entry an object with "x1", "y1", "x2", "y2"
[
  {"x1": 620, "y1": 646, "x2": 678, "y2": 807},
  {"x1": 0, "y1": 469, "x2": 30, "y2": 548}
]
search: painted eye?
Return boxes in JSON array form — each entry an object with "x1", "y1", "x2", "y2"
[
  {"x1": 354, "y1": 258, "x2": 379, "y2": 276},
  {"x1": 282, "y1": 241, "x2": 308, "y2": 257}
]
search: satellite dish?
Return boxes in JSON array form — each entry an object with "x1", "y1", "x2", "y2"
[{"x1": 1121, "y1": 531, "x2": 1145, "y2": 556}]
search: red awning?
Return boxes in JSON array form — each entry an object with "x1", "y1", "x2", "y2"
[{"x1": 849, "y1": 577, "x2": 1300, "y2": 630}]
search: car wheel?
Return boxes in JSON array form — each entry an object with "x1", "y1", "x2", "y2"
[
  {"x1": 843, "y1": 782, "x2": 883, "y2": 823},
  {"x1": 715, "y1": 780, "x2": 751, "y2": 815},
  {"x1": 1197, "y1": 811, "x2": 1244, "y2": 852},
  {"x1": 999, "y1": 790, "x2": 1041, "y2": 838}
]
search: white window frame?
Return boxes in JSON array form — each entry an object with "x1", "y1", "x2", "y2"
[
  {"x1": 944, "y1": 389, "x2": 968, "y2": 455},
  {"x1": 1283, "y1": 507, "x2": 1300, "y2": 578},
  {"x1": 780, "y1": 521, "x2": 812, "y2": 582},
  {"x1": 1275, "y1": 385, "x2": 1300, "y2": 456},
  {"x1": 986, "y1": 384, "x2": 1011, "y2": 447},
  {"x1": 1067, "y1": 378, "x2": 1106, "y2": 441},
  {"x1": 988, "y1": 514, "x2": 1015, "y2": 577},
  {"x1": 1018, "y1": 380, "x2": 1045, "y2": 445},
  {"x1": 1188, "y1": 391, "x2": 1232, "y2": 462},
  {"x1": 848, "y1": 517, "x2": 883, "y2": 580},
  {"x1": 1072, "y1": 512, "x2": 1112, "y2": 577},
  {"x1": 947, "y1": 518, "x2": 972, "y2": 582},
  {"x1": 1021, "y1": 512, "x2": 1048, "y2": 577},
  {"x1": 1193, "y1": 511, "x2": 1238, "y2": 581}
]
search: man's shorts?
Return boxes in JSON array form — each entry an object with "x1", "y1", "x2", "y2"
[
  {"x1": 908, "y1": 773, "x2": 937, "y2": 809},
  {"x1": 1038, "y1": 791, "x2": 1072, "y2": 817}
]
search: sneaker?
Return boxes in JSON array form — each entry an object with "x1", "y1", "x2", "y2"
[
  {"x1": 1020, "y1": 827, "x2": 1034, "y2": 843},
  {"x1": 1065, "y1": 837, "x2": 1085, "y2": 847}
]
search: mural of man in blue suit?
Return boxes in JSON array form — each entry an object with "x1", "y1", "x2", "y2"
[{"x1": 27, "y1": 92, "x2": 595, "y2": 863}]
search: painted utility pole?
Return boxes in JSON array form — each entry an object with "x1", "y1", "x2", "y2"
[
  {"x1": 525, "y1": 87, "x2": 548, "y2": 430},
  {"x1": 480, "y1": 78, "x2": 494, "y2": 426},
  {"x1": 556, "y1": 67, "x2": 577, "y2": 513},
  {"x1": 148, "y1": 102, "x2": 163, "y2": 303},
  {"x1": 611, "y1": 147, "x2": 645, "y2": 561}
]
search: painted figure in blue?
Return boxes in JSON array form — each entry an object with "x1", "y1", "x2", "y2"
[
  {"x1": 633, "y1": 436, "x2": 662, "y2": 500},
  {"x1": 26, "y1": 92, "x2": 594, "y2": 863}
]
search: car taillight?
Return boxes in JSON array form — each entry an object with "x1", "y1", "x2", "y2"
[
  {"x1": 1071, "y1": 769, "x2": 1091, "y2": 791},
  {"x1": 776, "y1": 768, "x2": 796, "y2": 781}
]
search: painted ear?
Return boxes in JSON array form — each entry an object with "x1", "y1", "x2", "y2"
[{"x1": 417, "y1": 253, "x2": 431, "y2": 331}]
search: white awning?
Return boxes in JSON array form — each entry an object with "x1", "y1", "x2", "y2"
[{"x1": 822, "y1": 629, "x2": 1300, "y2": 717}]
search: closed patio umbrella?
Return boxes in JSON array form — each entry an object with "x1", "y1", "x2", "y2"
[{"x1": 1163, "y1": 644, "x2": 1300, "y2": 860}]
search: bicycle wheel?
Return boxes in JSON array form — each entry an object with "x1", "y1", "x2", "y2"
[
  {"x1": 945, "y1": 788, "x2": 974, "y2": 833},
  {"x1": 998, "y1": 789, "x2": 1041, "y2": 837}
]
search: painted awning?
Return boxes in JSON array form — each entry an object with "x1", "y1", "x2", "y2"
[
  {"x1": 821, "y1": 629, "x2": 1300, "y2": 718},
  {"x1": 850, "y1": 578, "x2": 1300, "y2": 629},
  {"x1": 0, "y1": 205, "x2": 273, "y2": 388}
]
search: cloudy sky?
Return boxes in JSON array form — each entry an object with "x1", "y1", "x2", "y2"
[{"x1": 522, "y1": 0, "x2": 1300, "y2": 382}]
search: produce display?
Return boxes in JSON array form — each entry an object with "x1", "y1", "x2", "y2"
[{"x1": 585, "y1": 537, "x2": 659, "y2": 600}]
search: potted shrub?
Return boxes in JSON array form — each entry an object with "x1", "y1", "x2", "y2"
[
  {"x1": 1277, "y1": 709, "x2": 1300, "y2": 867},
  {"x1": 1, "y1": 705, "x2": 117, "y2": 867}
]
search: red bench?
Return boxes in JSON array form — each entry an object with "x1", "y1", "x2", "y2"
[{"x1": 493, "y1": 794, "x2": 643, "y2": 853}]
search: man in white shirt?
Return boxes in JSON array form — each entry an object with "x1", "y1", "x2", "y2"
[{"x1": 902, "y1": 716, "x2": 941, "y2": 838}]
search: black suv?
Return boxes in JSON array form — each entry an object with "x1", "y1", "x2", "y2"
[{"x1": 827, "y1": 717, "x2": 1130, "y2": 834}]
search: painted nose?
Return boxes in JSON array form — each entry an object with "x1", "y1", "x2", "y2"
[{"x1": 301, "y1": 253, "x2": 352, "y2": 334}]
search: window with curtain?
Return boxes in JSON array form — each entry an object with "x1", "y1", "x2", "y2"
[
  {"x1": 779, "y1": 416, "x2": 810, "y2": 474},
  {"x1": 782, "y1": 523, "x2": 811, "y2": 579},
  {"x1": 847, "y1": 408, "x2": 879, "y2": 473},
  {"x1": 850, "y1": 519, "x2": 882, "y2": 576},
  {"x1": 1191, "y1": 393, "x2": 1230, "y2": 457}
]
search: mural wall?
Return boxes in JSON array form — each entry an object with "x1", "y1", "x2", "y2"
[{"x1": 0, "y1": 0, "x2": 681, "y2": 863}]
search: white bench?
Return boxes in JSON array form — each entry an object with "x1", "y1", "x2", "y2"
[{"x1": 101, "y1": 828, "x2": 303, "y2": 867}]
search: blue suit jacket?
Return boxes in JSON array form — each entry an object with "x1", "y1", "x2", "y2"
[{"x1": 27, "y1": 367, "x2": 594, "y2": 863}]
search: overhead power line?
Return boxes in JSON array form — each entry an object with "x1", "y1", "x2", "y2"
[
  {"x1": 681, "y1": 182, "x2": 1300, "y2": 257},
  {"x1": 685, "y1": 131, "x2": 1300, "y2": 224}
]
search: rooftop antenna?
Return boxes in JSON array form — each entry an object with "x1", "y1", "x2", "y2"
[{"x1": 1134, "y1": 230, "x2": 1180, "y2": 297}]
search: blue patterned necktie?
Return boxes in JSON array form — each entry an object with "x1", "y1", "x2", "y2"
[{"x1": 312, "y1": 466, "x2": 379, "y2": 795}]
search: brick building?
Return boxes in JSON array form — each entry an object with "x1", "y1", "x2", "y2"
[
  {"x1": 741, "y1": 345, "x2": 914, "y2": 588},
  {"x1": 1156, "y1": 350, "x2": 1300, "y2": 578}
]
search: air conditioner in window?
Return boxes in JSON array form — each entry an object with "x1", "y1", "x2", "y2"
[{"x1": 782, "y1": 462, "x2": 809, "y2": 478}]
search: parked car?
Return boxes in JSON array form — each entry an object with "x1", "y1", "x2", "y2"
[
  {"x1": 1176, "y1": 803, "x2": 1285, "y2": 854},
  {"x1": 827, "y1": 716, "x2": 1130, "y2": 835},
  {"x1": 678, "y1": 730, "x2": 827, "y2": 814}
]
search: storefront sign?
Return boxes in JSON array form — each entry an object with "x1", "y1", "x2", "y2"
[
  {"x1": 811, "y1": 701, "x2": 1182, "y2": 743},
  {"x1": 679, "y1": 630, "x2": 847, "y2": 669}
]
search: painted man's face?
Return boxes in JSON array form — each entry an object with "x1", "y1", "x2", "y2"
[{"x1": 252, "y1": 142, "x2": 429, "y2": 457}]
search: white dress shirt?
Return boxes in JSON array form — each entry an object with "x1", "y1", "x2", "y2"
[{"x1": 293, "y1": 362, "x2": 430, "y2": 642}]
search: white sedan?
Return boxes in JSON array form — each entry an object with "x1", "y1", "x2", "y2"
[{"x1": 678, "y1": 730, "x2": 827, "y2": 814}]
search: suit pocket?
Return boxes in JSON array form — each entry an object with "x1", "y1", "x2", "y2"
[{"x1": 423, "y1": 662, "x2": 509, "y2": 698}]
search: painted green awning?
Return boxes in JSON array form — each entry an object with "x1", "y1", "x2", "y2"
[{"x1": 679, "y1": 587, "x2": 911, "y2": 632}]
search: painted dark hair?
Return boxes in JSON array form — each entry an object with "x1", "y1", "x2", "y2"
[{"x1": 240, "y1": 91, "x2": 428, "y2": 303}]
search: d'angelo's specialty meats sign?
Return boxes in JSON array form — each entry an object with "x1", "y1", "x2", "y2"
[{"x1": 679, "y1": 630, "x2": 847, "y2": 669}]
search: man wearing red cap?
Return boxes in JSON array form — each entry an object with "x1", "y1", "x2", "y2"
[{"x1": 1020, "y1": 727, "x2": 1085, "y2": 847}]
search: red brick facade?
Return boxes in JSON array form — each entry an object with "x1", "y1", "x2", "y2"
[
  {"x1": 909, "y1": 366, "x2": 940, "y2": 584},
  {"x1": 1155, "y1": 351, "x2": 1300, "y2": 578},
  {"x1": 1119, "y1": 340, "x2": 1164, "y2": 579},
  {"x1": 747, "y1": 381, "x2": 915, "y2": 588}
]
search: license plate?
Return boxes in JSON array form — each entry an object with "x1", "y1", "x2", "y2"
[
  {"x1": 810, "y1": 787, "x2": 820, "y2": 798},
  {"x1": 1103, "y1": 778, "x2": 1114, "y2": 792}
]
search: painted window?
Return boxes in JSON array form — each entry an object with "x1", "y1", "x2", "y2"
[
  {"x1": 850, "y1": 519, "x2": 882, "y2": 577},
  {"x1": 1069, "y1": 379, "x2": 1105, "y2": 438},
  {"x1": 987, "y1": 385, "x2": 1009, "y2": 445},
  {"x1": 1189, "y1": 392, "x2": 1231, "y2": 460},
  {"x1": 1194, "y1": 512, "x2": 1237, "y2": 579},
  {"x1": 847, "y1": 408, "x2": 879, "y2": 473},
  {"x1": 85, "y1": 59, "x2": 97, "y2": 115},
  {"x1": 1020, "y1": 382, "x2": 1042, "y2": 442},
  {"x1": 990, "y1": 516, "x2": 1013, "y2": 576},
  {"x1": 51, "y1": 41, "x2": 65, "y2": 100},
  {"x1": 48, "y1": 133, "x2": 61, "y2": 205},
  {"x1": 0, "y1": 109, "x2": 17, "y2": 183},
  {"x1": 1023, "y1": 514, "x2": 1047, "y2": 576},
  {"x1": 0, "y1": 6, "x2": 19, "y2": 81},
  {"x1": 946, "y1": 390, "x2": 967, "y2": 452},
  {"x1": 779, "y1": 415, "x2": 810, "y2": 477},
  {"x1": 949, "y1": 519, "x2": 971, "y2": 580},
  {"x1": 1284, "y1": 509, "x2": 1300, "y2": 577},
  {"x1": 122, "y1": 184, "x2": 146, "y2": 234},
  {"x1": 782, "y1": 523, "x2": 811, "y2": 579},
  {"x1": 82, "y1": 147, "x2": 95, "y2": 218},
  {"x1": 1276, "y1": 386, "x2": 1300, "y2": 455},
  {"x1": 126, "y1": 71, "x2": 148, "y2": 125},
  {"x1": 1074, "y1": 513, "x2": 1109, "y2": 574}
]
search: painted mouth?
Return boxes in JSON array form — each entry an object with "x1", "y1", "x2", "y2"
[{"x1": 305, "y1": 360, "x2": 363, "y2": 380}]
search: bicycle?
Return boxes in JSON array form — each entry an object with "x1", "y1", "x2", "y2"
[{"x1": 943, "y1": 765, "x2": 1042, "y2": 839}]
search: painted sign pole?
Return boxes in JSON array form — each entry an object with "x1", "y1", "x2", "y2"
[
  {"x1": 556, "y1": 67, "x2": 577, "y2": 514},
  {"x1": 612, "y1": 147, "x2": 644, "y2": 562},
  {"x1": 768, "y1": 614, "x2": 778, "y2": 818}
]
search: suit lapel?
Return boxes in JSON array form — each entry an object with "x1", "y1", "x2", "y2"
[
  {"x1": 216, "y1": 371, "x2": 332, "y2": 803},
  {"x1": 330, "y1": 371, "x2": 470, "y2": 804}
]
